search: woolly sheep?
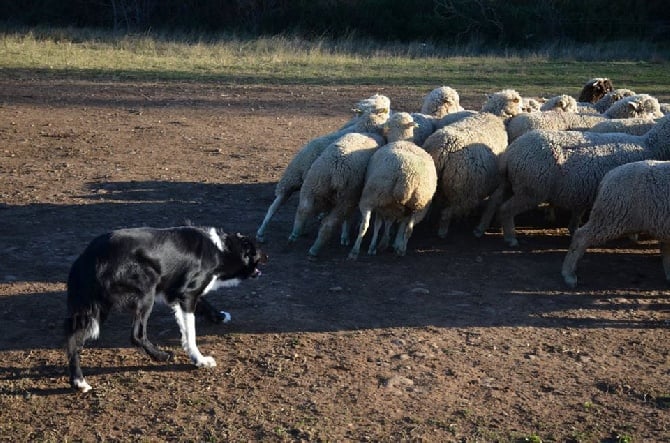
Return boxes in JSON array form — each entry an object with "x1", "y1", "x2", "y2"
[
  {"x1": 589, "y1": 88, "x2": 636, "y2": 113},
  {"x1": 588, "y1": 117, "x2": 658, "y2": 136},
  {"x1": 604, "y1": 94, "x2": 663, "y2": 119},
  {"x1": 420, "y1": 86, "x2": 463, "y2": 118},
  {"x1": 409, "y1": 86, "x2": 464, "y2": 146},
  {"x1": 562, "y1": 160, "x2": 670, "y2": 288},
  {"x1": 339, "y1": 94, "x2": 392, "y2": 131},
  {"x1": 540, "y1": 94, "x2": 578, "y2": 113},
  {"x1": 422, "y1": 89, "x2": 519, "y2": 238},
  {"x1": 506, "y1": 94, "x2": 661, "y2": 142},
  {"x1": 478, "y1": 114, "x2": 670, "y2": 247},
  {"x1": 288, "y1": 131, "x2": 385, "y2": 257},
  {"x1": 348, "y1": 139, "x2": 437, "y2": 259},
  {"x1": 661, "y1": 102, "x2": 670, "y2": 115},
  {"x1": 481, "y1": 89, "x2": 525, "y2": 118},
  {"x1": 577, "y1": 77, "x2": 614, "y2": 103},
  {"x1": 256, "y1": 99, "x2": 390, "y2": 242},
  {"x1": 522, "y1": 97, "x2": 543, "y2": 113}
]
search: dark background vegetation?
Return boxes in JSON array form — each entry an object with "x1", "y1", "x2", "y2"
[{"x1": 2, "y1": 0, "x2": 669, "y2": 47}]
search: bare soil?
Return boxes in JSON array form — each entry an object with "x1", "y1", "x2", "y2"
[{"x1": 0, "y1": 78, "x2": 668, "y2": 442}]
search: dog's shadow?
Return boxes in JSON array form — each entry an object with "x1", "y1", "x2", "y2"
[{"x1": 0, "y1": 362, "x2": 196, "y2": 396}]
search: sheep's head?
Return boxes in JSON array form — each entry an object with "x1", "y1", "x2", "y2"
[
  {"x1": 421, "y1": 86, "x2": 461, "y2": 118},
  {"x1": 578, "y1": 77, "x2": 614, "y2": 103},
  {"x1": 383, "y1": 112, "x2": 417, "y2": 142},
  {"x1": 482, "y1": 89, "x2": 523, "y2": 118},
  {"x1": 522, "y1": 97, "x2": 543, "y2": 113},
  {"x1": 540, "y1": 94, "x2": 577, "y2": 113}
]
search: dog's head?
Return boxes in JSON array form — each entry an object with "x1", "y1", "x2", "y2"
[{"x1": 221, "y1": 232, "x2": 268, "y2": 281}]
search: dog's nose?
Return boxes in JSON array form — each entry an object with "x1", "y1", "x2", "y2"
[{"x1": 252, "y1": 268, "x2": 262, "y2": 278}]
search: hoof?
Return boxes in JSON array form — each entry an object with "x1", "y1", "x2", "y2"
[{"x1": 562, "y1": 273, "x2": 578, "y2": 289}]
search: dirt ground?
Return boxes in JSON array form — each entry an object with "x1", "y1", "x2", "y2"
[{"x1": 0, "y1": 77, "x2": 668, "y2": 442}]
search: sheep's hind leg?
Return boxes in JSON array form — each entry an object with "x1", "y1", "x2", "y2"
[
  {"x1": 367, "y1": 214, "x2": 385, "y2": 255},
  {"x1": 288, "y1": 199, "x2": 313, "y2": 243},
  {"x1": 561, "y1": 224, "x2": 593, "y2": 288},
  {"x1": 498, "y1": 194, "x2": 540, "y2": 247},
  {"x1": 474, "y1": 185, "x2": 505, "y2": 237},
  {"x1": 257, "y1": 193, "x2": 288, "y2": 243},
  {"x1": 393, "y1": 218, "x2": 416, "y2": 257},
  {"x1": 308, "y1": 209, "x2": 344, "y2": 257},
  {"x1": 348, "y1": 209, "x2": 372, "y2": 260}
]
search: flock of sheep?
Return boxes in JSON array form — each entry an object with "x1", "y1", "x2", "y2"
[{"x1": 255, "y1": 78, "x2": 670, "y2": 288}]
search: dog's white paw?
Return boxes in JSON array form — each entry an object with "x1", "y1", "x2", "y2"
[
  {"x1": 73, "y1": 377, "x2": 92, "y2": 393},
  {"x1": 195, "y1": 356, "x2": 217, "y2": 368},
  {"x1": 219, "y1": 310, "x2": 232, "y2": 323}
]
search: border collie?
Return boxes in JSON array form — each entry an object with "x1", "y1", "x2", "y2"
[{"x1": 64, "y1": 226, "x2": 267, "y2": 392}]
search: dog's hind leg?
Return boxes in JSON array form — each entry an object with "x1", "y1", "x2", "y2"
[
  {"x1": 130, "y1": 297, "x2": 172, "y2": 362},
  {"x1": 65, "y1": 311, "x2": 100, "y2": 393},
  {"x1": 172, "y1": 303, "x2": 216, "y2": 367}
]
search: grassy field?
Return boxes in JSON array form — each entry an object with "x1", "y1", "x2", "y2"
[{"x1": 1, "y1": 28, "x2": 669, "y2": 99}]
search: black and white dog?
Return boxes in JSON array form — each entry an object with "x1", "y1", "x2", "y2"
[{"x1": 64, "y1": 226, "x2": 267, "y2": 392}]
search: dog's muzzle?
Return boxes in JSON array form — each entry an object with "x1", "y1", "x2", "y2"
[{"x1": 251, "y1": 268, "x2": 262, "y2": 278}]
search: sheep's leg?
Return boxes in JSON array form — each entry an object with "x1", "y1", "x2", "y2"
[
  {"x1": 393, "y1": 217, "x2": 417, "y2": 257},
  {"x1": 474, "y1": 185, "x2": 505, "y2": 237},
  {"x1": 288, "y1": 199, "x2": 314, "y2": 243},
  {"x1": 257, "y1": 193, "x2": 289, "y2": 243},
  {"x1": 561, "y1": 225, "x2": 592, "y2": 288},
  {"x1": 378, "y1": 218, "x2": 394, "y2": 251},
  {"x1": 567, "y1": 209, "x2": 585, "y2": 234},
  {"x1": 348, "y1": 209, "x2": 372, "y2": 260},
  {"x1": 498, "y1": 194, "x2": 540, "y2": 247},
  {"x1": 437, "y1": 205, "x2": 453, "y2": 239},
  {"x1": 661, "y1": 241, "x2": 670, "y2": 283},
  {"x1": 308, "y1": 208, "x2": 345, "y2": 257},
  {"x1": 368, "y1": 214, "x2": 385, "y2": 255},
  {"x1": 340, "y1": 219, "x2": 350, "y2": 246}
]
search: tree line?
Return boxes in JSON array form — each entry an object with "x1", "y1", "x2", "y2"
[{"x1": 2, "y1": 0, "x2": 669, "y2": 46}]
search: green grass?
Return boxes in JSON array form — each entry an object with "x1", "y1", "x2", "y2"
[{"x1": 0, "y1": 28, "x2": 669, "y2": 98}]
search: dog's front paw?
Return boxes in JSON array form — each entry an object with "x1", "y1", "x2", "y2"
[{"x1": 195, "y1": 356, "x2": 217, "y2": 368}]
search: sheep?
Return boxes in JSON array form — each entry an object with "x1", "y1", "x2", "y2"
[
  {"x1": 477, "y1": 114, "x2": 670, "y2": 247},
  {"x1": 577, "y1": 77, "x2": 614, "y2": 103},
  {"x1": 522, "y1": 97, "x2": 543, "y2": 113},
  {"x1": 339, "y1": 94, "x2": 392, "y2": 131},
  {"x1": 506, "y1": 94, "x2": 662, "y2": 142},
  {"x1": 287, "y1": 131, "x2": 385, "y2": 257},
  {"x1": 419, "y1": 86, "x2": 463, "y2": 118},
  {"x1": 256, "y1": 98, "x2": 390, "y2": 242},
  {"x1": 661, "y1": 102, "x2": 670, "y2": 115},
  {"x1": 347, "y1": 113, "x2": 437, "y2": 259},
  {"x1": 540, "y1": 94, "x2": 578, "y2": 113},
  {"x1": 586, "y1": 88, "x2": 636, "y2": 114},
  {"x1": 409, "y1": 86, "x2": 464, "y2": 146},
  {"x1": 604, "y1": 94, "x2": 663, "y2": 119},
  {"x1": 481, "y1": 89, "x2": 525, "y2": 118},
  {"x1": 588, "y1": 117, "x2": 658, "y2": 136},
  {"x1": 421, "y1": 89, "x2": 520, "y2": 238},
  {"x1": 561, "y1": 160, "x2": 670, "y2": 288}
]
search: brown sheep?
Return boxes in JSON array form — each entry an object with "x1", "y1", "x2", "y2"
[{"x1": 577, "y1": 77, "x2": 614, "y2": 103}]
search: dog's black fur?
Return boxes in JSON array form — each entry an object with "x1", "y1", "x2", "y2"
[{"x1": 64, "y1": 226, "x2": 267, "y2": 392}]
